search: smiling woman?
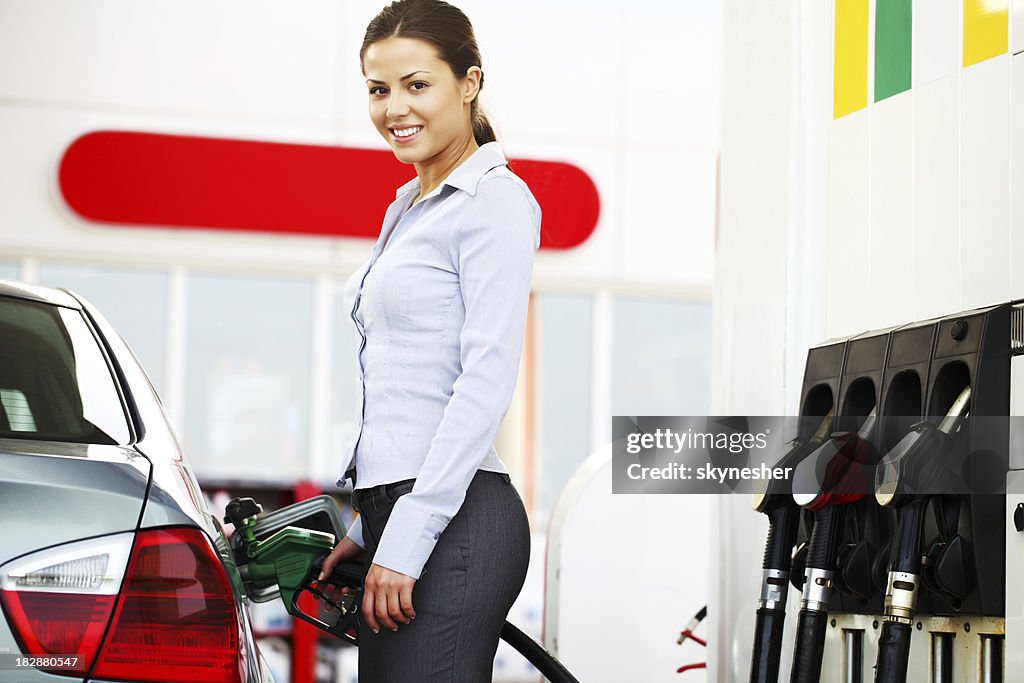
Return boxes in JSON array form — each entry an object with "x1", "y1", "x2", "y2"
[
  {"x1": 360, "y1": 4, "x2": 493, "y2": 202},
  {"x1": 315, "y1": 1, "x2": 540, "y2": 681}
]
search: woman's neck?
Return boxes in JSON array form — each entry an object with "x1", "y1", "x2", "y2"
[{"x1": 413, "y1": 136, "x2": 479, "y2": 201}]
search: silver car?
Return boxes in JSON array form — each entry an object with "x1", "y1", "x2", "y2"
[{"x1": 0, "y1": 279, "x2": 273, "y2": 683}]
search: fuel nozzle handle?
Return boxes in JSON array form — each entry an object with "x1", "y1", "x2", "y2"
[
  {"x1": 313, "y1": 554, "x2": 365, "y2": 590},
  {"x1": 875, "y1": 385, "x2": 972, "y2": 508},
  {"x1": 792, "y1": 408, "x2": 878, "y2": 511},
  {"x1": 754, "y1": 411, "x2": 836, "y2": 573},
  {"x1": 753, "y1": 411, "x2": 836, "y2": 512}
]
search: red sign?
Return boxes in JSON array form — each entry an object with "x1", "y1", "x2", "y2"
[{"x1": 59, "y1": 131, "x2": 599, "y2": 249}]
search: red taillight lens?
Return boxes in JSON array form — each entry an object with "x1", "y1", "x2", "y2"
[
  {"x1": 0, "y1": 591, "x2": 116, "y2": 674},
  {"x1": 1, "y1": 532, "x2": 132, "y2": 676},
  {"x1": 92, "y1": 527, "x2": 242, "y2": 683}
]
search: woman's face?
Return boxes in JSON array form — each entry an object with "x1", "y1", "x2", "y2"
[{"x1": 363, "y1": 37, "x2": 479, "y2": 166}]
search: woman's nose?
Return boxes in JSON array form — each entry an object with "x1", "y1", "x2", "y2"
[{"x1": 386, "y1": 90, "x2": 410, "y2": 118}]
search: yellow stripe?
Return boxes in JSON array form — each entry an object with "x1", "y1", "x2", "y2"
[
  {"x1": 834, "y1": 0, "x2": 869, "y2": 118},
  {"x1": 963, "y1": 0, "x2": 1008, "y2": 67}
]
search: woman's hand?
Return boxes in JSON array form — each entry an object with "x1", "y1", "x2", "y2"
[
  {"x1": 316, "y1": 536, "x2": 367, "y2": 606},
  {"x1": 362, "y1": 563, "x2": 417, "y2": 633}
]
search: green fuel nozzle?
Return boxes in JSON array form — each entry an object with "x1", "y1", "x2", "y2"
[{"x1": 224, "y1": 497, "x2": 365, "y2": 643}]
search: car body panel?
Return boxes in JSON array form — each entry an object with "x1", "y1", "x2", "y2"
[
  {"x1": 0, "y1": 442, "x2": 150, "y2": 562},
  {"x1": 0, "y1": 282, "x2": 274, "y2": 683}
]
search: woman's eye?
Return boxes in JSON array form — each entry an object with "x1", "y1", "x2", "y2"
[
  {"x1": 369, "y1": 86, "x2": 387, "y2": 96},
  {"x1": 409, "y1": 81, "x2": 428, "y2": 91}
]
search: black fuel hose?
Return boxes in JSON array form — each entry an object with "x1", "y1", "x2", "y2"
[
  {"x1": 789, "y1": 504, "x2": 844, "y2": 683},
  {"x1": 500, "y1": 621, "x2": 581, "y2": 683},
  {"x1": 750, "y1": 504, "x2": 800, "y2": 683},
  {"x1": 876, "y1": 621, "x2": 913, "y2": 683},
  {"x1": 874, "y1": 499, "x2": 927, "y2": 683},
  {"x1": 789, "y1": 610, "x2": 830, "y2": 683},
  {"x1": 751, "y1": 608, "x2": 788, "y2": 683}
]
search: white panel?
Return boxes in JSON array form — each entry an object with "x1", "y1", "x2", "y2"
[
  {"x1": 827, "y1": 111, "x2": 870, "y2": 338},
  {"x1": 0, "y1": 0, "x2": 341, "y2": 123},
  {"x1": 622, "y1": 4, "x2": 718, "y2": 146},
  {"x1": 869, "y1": 93, "x2": 914, "y2": 329},
  {"x1": 913, "y1": 0, "x2": 959, "y2": 86},
  {"x1": 621, "y1": 147, "x2": 716, "y2": 286},
  {"x1": 961, "y1": 54, "x2": 1012, "y2": 310},
  {"x1": 484, "y1": 6, "x2": 619, "y2": 144},
  {"x1": 913, "y1": 74, "x2": 961, "y2": 318},
  {"x1": 1015, "y1": 0, "x2": 1024, "y2": 54},
  {"x1": 1013, "y1": 55, "x2": 1024, "y2": 297}
]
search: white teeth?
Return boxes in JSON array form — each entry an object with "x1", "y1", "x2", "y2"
[{"x1": 393, "y1": 126, "x2": 421, "y2": 138}]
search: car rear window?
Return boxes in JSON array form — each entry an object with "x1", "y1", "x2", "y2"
[{"x1": 0, "y1": 296, "x2": 130, "y2": 445}]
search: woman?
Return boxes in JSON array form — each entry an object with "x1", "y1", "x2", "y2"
[{"x1": 317, "y1": 0, "x2": 539, "y2": 679}]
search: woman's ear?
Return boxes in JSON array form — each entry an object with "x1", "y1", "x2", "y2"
[{"x1": 463, "y1": 66, "x2": 482, "y2": 103}]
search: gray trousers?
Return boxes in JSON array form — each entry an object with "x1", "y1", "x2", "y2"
[{"x1": 352, "y1": 470, "x2": 531, "y2": 682}]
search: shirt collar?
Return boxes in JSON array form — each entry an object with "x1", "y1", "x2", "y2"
[{"x1": 394, "y1": 141, "x2": 507, "y2": 200}]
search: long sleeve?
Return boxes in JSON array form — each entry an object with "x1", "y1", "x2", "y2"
[{"x1": 369, "y1": 177, "x2": 540, "y2": 579}]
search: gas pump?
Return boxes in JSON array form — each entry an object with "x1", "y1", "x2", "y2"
[{"x1": 760, "y1": 302, "x2": 1015, "y2": 682}]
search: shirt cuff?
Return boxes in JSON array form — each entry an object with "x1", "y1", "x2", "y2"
[
  {"x1": 369, "y1": 497, "x2": 448, "y2": 580},
  {"x1": 345, "y1": 513, "x2": 366, "y2": 550}
]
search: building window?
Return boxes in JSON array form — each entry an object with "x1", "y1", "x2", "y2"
[
  {"x1": 534, "y1": 292, "x2": 593, "y2": 526},
  {"x1": 183, "y1": 272, "x2": 313, "y2": 480},
  {"x1": 611, "y1": 297, "x2": 711, "y2": 416}
]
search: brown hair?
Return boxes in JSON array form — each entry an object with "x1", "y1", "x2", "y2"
[{"x1": 361, "y1": 0, "x2": 496, "y2": 146}]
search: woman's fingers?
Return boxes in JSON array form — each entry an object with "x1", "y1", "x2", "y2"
[
  {"x1": 398, "y1": 582, "x2": 416, "y2": 623},
  {"x1": 362, "y1": 587, "x2": 379, "y2": 633},
  {"x1": 361, "y1": 563, "x2": 416, "y2": 634},
  {"x1": 376, "y1": 590, "x2": 399, "y2": 632},
  {"x1": 315, "y1": 538, "x2": 367, "y2": 611}
]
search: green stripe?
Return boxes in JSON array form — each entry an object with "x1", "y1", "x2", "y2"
[{"x1": 874, "y1": 0, "x2": 912, "y2": 101}]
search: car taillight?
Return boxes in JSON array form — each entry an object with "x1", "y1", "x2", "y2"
[
  {"x1": 1, "y1": 533, "x2": 134, "y2": 675},
  {"x1": 91, "y1": 527, "x2": 243, "y2": 683},
  {"x1": 1, "y1": 528, "x2": 242, "y2": 682}
]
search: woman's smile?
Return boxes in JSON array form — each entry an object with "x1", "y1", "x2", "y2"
[{"x1": 389, "y1": 125, "x2": 423, "y2": 143}]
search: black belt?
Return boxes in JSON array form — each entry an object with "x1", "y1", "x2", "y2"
[
  {"x1": 350, "y1": 470, "x2": 512, "y2": 514},
  {"x1": 351, "y1": 478, "x2": 416, "y2": 514}
]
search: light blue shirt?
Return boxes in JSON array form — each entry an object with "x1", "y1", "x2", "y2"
[{"x1": 336, "y1": 141, "x2": 541, "y2": 579}]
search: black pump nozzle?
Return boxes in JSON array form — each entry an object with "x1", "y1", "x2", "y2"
[
  {"x1": 788, "y1": 408, "x2": 878, "y2": 683},
  {"x1": 872, "y1": 385, "x2": 972, "y2": 683},
  {"x1": 748, "y1": 411, "x2": 833, "y2": 683}
]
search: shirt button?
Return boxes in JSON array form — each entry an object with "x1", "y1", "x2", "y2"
[{"x1": 433, "y1": 533, "x2": 440, "y2": 540}]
